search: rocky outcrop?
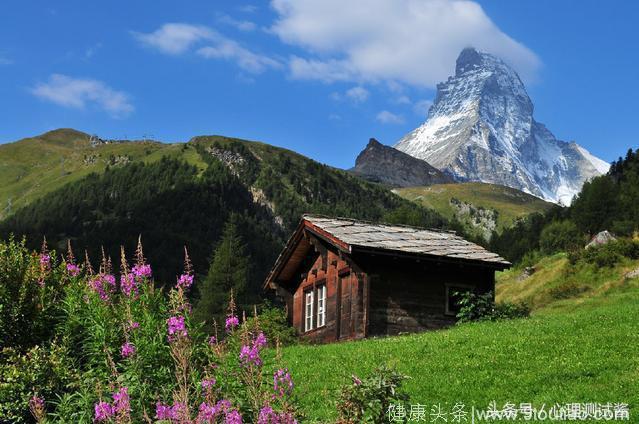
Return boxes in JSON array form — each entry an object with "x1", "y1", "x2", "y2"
[{"x1": 350, "y1": 138, "x2": 453, "y2": 187}]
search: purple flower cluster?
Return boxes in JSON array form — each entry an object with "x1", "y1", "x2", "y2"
[
  {"x1": 273, "y1": 368, "x2": 294, "y2": 398},
  {"x1": 89, "y1": 274, "x2": 116, "y2": 301},
  {"x1": 39, "y1": 253, "x2": 51, "y2": 269},
  {"x1": 94, "y1": 387, "x2": 131, "y2": 422},
  {"x1": 225, "y1": 314, "x2": 239, "y2": 333},
  {"x1": 94, "y1": 401, "x2": 114, "y2": 422},
  {"x1": 194, "y1": 399, "x2": 241, "y2": 424},
  {"x1": 351, "y1": 375, "x2": 362, "y2": 386},
  {"x1": 167, "y1": 316, "x2": 187, "y2": 341},
  {"x1": 66, "y1": 263, "x2": 81, "y2": 276},
  {"x1": 121, "y1": 341, "x2": 136, "y2": 358},
  {"x1": 112, "y1": 387, "x2": 130, "y2": 416},
  {"x1": 132, "y1": 263, "x2": 152, "y2": 279},
  {"x1": 29, "y1": 395, "x2": 44, "y2": 410},
  {"x1": 177, "y1": 273, "x2": 194, "y2": 290},
  {"x1": 208, "y1": 335, "x2": 217, "y2": 346},
  {"x1": 127, "y1": 320, "x2": 140, "y2": 331},
  {"x1": 155, "y1": 401, "x2": 187, "y2": 421},
  {"x1": 239, "y1": 332, "x2": 267, "y2": 367},
  {"x1": 201, "y1": 378, "x2": 216, "y2": 390},
  {"x1": 120, "y1": 272, "x2": 138, "y2": 297},
  {"x1": 257, "y1": 406, "x2": 297, "y2": 424}
]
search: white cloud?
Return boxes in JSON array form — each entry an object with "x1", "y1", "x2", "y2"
[
  {"x1": 30, "y1": 74, "x2": 134, "y2": 118},
  {"x1": 133, "y1": 23, "x2": 214, "y2": 55},
  {"x1": 217, "y1": 14, "x2": 257, "y2": 32},
  {"x1": 197, "y1": 40, "x2": 281, "y2": 74},
  {"x1": 345, "y1": 86, "x2": 369, "y2": 103},
  {"x1": 134, "y1": 23, "x2": 280, "y2": 74},
  {"x1": 413, "y1": 99, "x2": 434, "y2": 117},
  {"x1": 270, "y1": 0, "x2": 540, "y2": 87},
  {"x1": 376, "y1": 110, "x2": 404, "y2": 124},
  {"x1": 394, "y1": 95, "x2": 411, "y2": 105}
]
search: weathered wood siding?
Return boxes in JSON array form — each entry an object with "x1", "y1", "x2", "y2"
[
  {"x1": 355, "y1": 254, "x2": 495, "y2": 336},
  {"x1": 288, "y1": 236, "x2": 368, "y2": 343}
]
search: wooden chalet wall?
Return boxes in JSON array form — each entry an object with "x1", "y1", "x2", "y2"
[
  {"x1": 356, "y1": 254, "x2": 495, "y2": 336},
  {"x1": 278, "y1": 230, "x2": 497, "y2": 343},
  {"x1": 289, "y1": 235, "x2": 369, "y2": 343}
]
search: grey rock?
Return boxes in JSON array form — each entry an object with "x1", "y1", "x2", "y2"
[{"x1": 350, "y1": 138, "x2": 453, "y2": 187}]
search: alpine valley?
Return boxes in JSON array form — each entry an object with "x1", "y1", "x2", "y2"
[{"x1": 395, "y1": 48, "x2": 609, "y2": 205}]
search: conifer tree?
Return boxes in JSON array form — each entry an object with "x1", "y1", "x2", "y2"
[{"x1": 193, "y1": 215, "x2": 250, "y2": 325}]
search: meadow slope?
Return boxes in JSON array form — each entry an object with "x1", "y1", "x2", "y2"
[{"x1": 281, "y1": 266, "x2": 639, "y2": 422}]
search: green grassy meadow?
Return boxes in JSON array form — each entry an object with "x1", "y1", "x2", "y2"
[
  {"x1": 280, "y1": 263, "x2": 639, "y2": 422},
  {"x1": 396, "y1": 182, "x2": 553, "y2": 236}
]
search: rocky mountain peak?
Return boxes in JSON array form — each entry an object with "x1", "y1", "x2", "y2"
[{"x1": 394, "y1": 48, "x2": 608, "y2": 205}]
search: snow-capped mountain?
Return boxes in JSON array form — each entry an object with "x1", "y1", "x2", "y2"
[{"x1": 395, "y1": 48, "x2": 609, "y2": 205}]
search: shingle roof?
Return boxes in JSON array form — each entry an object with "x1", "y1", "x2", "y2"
[{"x1": 304, "y1": 214, "x2": 510, "y2": 267}]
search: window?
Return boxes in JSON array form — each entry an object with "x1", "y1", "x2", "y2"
[
  {"x1": 317, "y1": 285, "x2": 326, "y2": 327},
  {"x1": 445, "y1": 285, "x2": 472, "y2": 316},
  {"x1": 304, "y1": 290, "x2": 314, "y2": 332}
]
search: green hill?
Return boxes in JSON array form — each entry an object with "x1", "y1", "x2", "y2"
[
  {"x1": 395, "y1": 182, "x2": 554, "y2": 241},
  {"x1": 282, "y1": 256, "x2": 639, "y2": 421},
  {"x1": 0, "y1": 129, "x2": 447, "y2": 297}
]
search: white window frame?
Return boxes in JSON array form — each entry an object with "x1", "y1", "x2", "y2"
[
  {"x1": 316, "y1": 284, "x2": 326, "y2": 327},
  {"x1": 304, "y1": 290, "x2": 314, "y2": 332}
]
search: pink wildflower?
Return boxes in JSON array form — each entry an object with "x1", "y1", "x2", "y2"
[
  {"x1": 167, "y1": 316, "x2": 187, "y2": 341},
  {"x1": 225, "y1": 409, "x2": 243, "y2": 424},
  {"x1": 208, "y1": 335, "x2": 217, "y2": 346},
  {"x1": 121, "y1": 342, "x2": 136, "y2": 358},
  {"x1": 39, "y1": 253, "x2": 51, "y2": 269},
  {"x1": 132, "y1": 263, "x2": 152, "y2": 279},
  {"x1": 66, "y1": 263, "x2": 81, "y2": 276},
  {"x1": 155, "y1": 402, "x2": 174, "y2": 420},
  {"x1": 29, "y1": 395, "x2": 45, "y2": 421},
  {"x1": 120, "y1": 272, "x2": 138, "y2": 297},
  {"x1": 225, "y1": 315, "x2": 239, "y2": 332},
  {"x1": 127, "y1": 320, "x2": 140, "y2": 331},
  {"x1": 177, "y1": 273, "x2": 194, "y2": 290},
  {"x1": 352, "y1": 375, "x2": 362, "y2": 386},
  {"x1": 94, "y1": 401, "x2": 114, "y2": 422},
  {"x1": 112, "y1": 387, "x2": 130, "y2": 416},
  {"x1": 201, "y1": 378, "x2": 216, "y2": 390},
  {"x1": 197, "y1": 402, "x2": 219, "y2": 423},
  {"x1": 273, "y1": 368, "x2": 294, "y2": 398},
  {"x1": 239, "y1": 332, "x2": 267, "y2": 367}
]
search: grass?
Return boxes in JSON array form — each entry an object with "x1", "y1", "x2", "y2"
[
  {"x1": 396, "y1": 182, "x2": 553, "y2": 238},
  {"x1": 280, "y1": 259, "x2": 639, "y2": 422}
]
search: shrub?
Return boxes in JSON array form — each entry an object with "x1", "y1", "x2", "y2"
[
  {"x1": 539, "y1": 220, "x2": 583, "y2": 254},
  {"x1": 569, "y1": 239, "x2": 639, "y2": 267},
  {"x1": 336, "y1": 366, "x2": 410, "y2": 424},
  {"x1": 455, "y1": 291, "x2": 530, "y2": 323},
  {"x1": 549, "y1": 282, "x2": 590, "y2": 300},
  {"x1": 242, "y1": 302, "x2": 298, "y2": 347}
]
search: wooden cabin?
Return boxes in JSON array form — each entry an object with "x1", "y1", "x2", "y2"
[{"x1": 264, "y1": 215, "x2": 511, "y2": 344}]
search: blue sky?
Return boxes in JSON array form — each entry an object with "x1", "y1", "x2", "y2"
[{"x1": 1, "y1": 0, "x2": 637, "y2": 168}]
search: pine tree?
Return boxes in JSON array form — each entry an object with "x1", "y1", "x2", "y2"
[{"x1": 193, "y1": 216, "x2": 250, "y2": 326}]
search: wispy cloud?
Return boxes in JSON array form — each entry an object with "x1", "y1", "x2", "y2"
[
  {"x1": 238, "y1": 5, "x2": 258, "y2": 13},
  {"x1": 376, "y1": 110, "x2": 404, "y2": 125},
  {"x1": 0, "y1": 55, "x2": 13, "y2": 65},
  {"x1": 132, "y1": 23, "x2": 214, "y2": 55},
  {"x1": 413, "y1": 99, "x2": 433, "y2": 117},
  {"x1": 271, "y1": 0, "x2": 540, "y2": 87},
  {"x1": 30, "y1": 74, "x2": 134, "y2": 118},
  {"x1": 217, "y1": 14, "x2": 257, "y2": 32},
  {"x1": 134, "y1": 23, "x2": 280, "y2": 74},
  {"x1": 345, "y1": 86, "x2": 369, "y2": 103}
]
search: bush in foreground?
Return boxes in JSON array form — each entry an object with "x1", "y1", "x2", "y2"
[{"x1": 455, "y1": 291, "x2": 530, "y2": 323}]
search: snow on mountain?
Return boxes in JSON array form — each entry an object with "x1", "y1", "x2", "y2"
[{"x1": 394, "y1": 47, "x2": 609, "y2": 205}]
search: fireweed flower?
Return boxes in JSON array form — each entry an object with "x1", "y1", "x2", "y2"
[
  {"x1": 66, "y1": 262, "x2": 81, "y2": 276},
  {"x1": 351, "y1": 375, "x2": 362, "y2": 386},
  {"x1": 94, "y1": 400, "x2": 114, "y2": 422},
  {"x1": 239, "y1": 332, "x2": 267, "y2": 367},
  {"x1": 132, "y1": 263, "x2": 152, "y2": 279},
  {"x1": 112, "y1": 387, "x2": 130, "y2": 415},
  {"x1": 208, "y1": 335, "x2": 217, "y2": 346},
  {"x1": 29, "y1": 395, "x2": 45, "y2": 420},
  {"x1": 120, "y1": 272, "x2": 138, "y2": 297},
  {"x1": 155, "y1": 402, "x2": 174, "y2": 420},
  {"x1": 225, "y1": 315, "x2": 239, "y2": 332},
  {"x1": 89, "y1": 274, "x2": 116, "y2": 301},
  {"x1": 201, "y1": 378, "x2": 216, "y2": 390},
  {"x1": 225, "y1": 409, "x2": 243, "y2": 424},
  {"x1": 167, "y1": 316, "x2": 187, "y2": 341},
  {"x1": 127, "y1": 320, "x2": 140, "y2": 331},
  {"x1": 177, "y1": 273, "x2": 194, "y2": 290},
  {"x1": 258, "y1": 406, "x2": 275, "y2": 424},
  {"x1": 197, "y1": 402, "x2": 218, "y2": 423},
  {"x1": 273, "y1": 368, "x2": 294, "y2": 398},
  {"x1": 39, "y1": 253, "x2": 51, "y2": 269},
  {"x1": 121, "y1": 342, "x2": 136, "y2": 358}
]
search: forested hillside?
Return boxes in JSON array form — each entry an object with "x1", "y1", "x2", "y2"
[
  {"x1": 0, "y1": 131, "x2": 449, "y2": 315},
  {"x1": 491, "y1": 148, "x2": 638, "y2": 262}
]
